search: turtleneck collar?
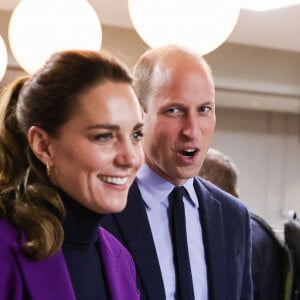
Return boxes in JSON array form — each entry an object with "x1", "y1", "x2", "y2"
[{"x1": 59, "y1": 190, "x2": 106, "y2": 245}]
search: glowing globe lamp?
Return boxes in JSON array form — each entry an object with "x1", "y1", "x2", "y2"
[
  {"x1": 9, "y1": 0, "x2": 102, "y2": 73},
  {"x1": 128, "y1": 0, "x2": 240, "y2": 55},
  {"x1": 0, "y1": 35, "x2": 8, "y2": 82}
]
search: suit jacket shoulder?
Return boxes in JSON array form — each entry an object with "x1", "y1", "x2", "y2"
[
  {"x1": 196, "y1": 176, "x2": 251, "y2": 237},
  {"x1": 196, "y1": 176, "x2": 249, "y2": 215}
]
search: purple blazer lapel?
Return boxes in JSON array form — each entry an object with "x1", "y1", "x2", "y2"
[
  {"x1": 12, "y1": 241, "x2": 76, "y2": 300},
  {"x1": 97, "y1": 227, "x2": 140, "y2": 300}
]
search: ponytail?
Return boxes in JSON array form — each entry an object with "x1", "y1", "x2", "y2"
[
  {"x1": 0, "y1": 76, "x2": 29, "y2": 197},
  {"x1": 0, "y1": 76, "x2": 65, "y2": 260}
]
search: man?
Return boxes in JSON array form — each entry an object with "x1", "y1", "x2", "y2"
[
  {"x1": 200, "y1": 148, "x2": 286, "y2": 300},
  {"x1": 102, "y1": 45, "x2": 252, "y2": 299}
]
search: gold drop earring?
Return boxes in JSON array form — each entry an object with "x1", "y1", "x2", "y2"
[{"x1": 46, "y1": 162, "x2": 51, "y2": 177}]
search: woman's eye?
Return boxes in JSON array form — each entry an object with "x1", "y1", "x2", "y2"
[
  {"x1": 132, "y1": 131, "x2": 144, "y2": 142},
  {"x1": 94, "y1": 133, "x2": 113, "y2": 142}
]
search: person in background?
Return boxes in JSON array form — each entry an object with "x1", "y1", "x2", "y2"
[
  {"x1": 0, "y1": 49, "x2": 144, "y2": 300},
  {"x1": 102, "y1": 44, "x2": 252, "y2": 300},
  {"x1": 199, "y1": 148, "x2": 285, "y2": 300}
]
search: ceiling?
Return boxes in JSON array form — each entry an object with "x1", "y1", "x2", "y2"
[{"x1": 1, "y1": 0, "x2": 300, "y2": 53}]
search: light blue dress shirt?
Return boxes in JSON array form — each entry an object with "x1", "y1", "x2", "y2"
[{"x1": 137, "y1": 164, "x2": 208, "y2": 300}]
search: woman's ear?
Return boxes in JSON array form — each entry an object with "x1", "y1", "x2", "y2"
[{"x1": 27, "y1": 126, "x2": 53, "y2": 165}]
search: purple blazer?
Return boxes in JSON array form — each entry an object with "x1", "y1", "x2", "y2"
[{"x1": 0, "y1": 219, "x2": 140, "y2": 300}]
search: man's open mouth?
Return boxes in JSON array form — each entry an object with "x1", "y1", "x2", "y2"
[{"x1": 181, "y1": 149, "x2": 197, "y2": 157}]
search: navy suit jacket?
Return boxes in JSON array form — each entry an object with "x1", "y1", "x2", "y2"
[{"x1": 102, "y1": 177, "x2": 253, "y2": 300}]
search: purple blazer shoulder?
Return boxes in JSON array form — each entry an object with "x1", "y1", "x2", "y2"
[{"x1": 0, "y1": 219, "x2": 140, "y2": 300}]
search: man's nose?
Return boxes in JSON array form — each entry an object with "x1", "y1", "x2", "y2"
[{"x1": 181, "y1": 113, "x2": 198, "y2": 139}]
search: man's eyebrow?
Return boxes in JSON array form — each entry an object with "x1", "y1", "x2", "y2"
[
  {"x1": 133, "y1": 123, "x2": 144, "y2": 130},
  {"x1": 159, "y1": 102, "x2": 185, "y2": 110},
  {"x1": 201, "y1": 100, "x2": 215, "y2": 105}
]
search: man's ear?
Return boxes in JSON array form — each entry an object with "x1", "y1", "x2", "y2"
[{"x1": 27, "y1": 126, "x2": 53, "y2": 165}]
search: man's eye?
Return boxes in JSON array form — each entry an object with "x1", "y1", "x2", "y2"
[
  {"x1": 168, "y1": 107, "x2": 180, "y2": 113},
  {"x1": 166, "y1": 107, "x2": 184, "y2": 116},
  {"x1": 199, "y1": 106, "x2": 211, "y2": 113},
  {"x1": 132, "y1": 131, "x2": 144, "y2": 142}
]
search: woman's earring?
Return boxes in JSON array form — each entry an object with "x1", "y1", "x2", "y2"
[{"x1": 46, "y1": 163, "x2": 51, "y2": 177}]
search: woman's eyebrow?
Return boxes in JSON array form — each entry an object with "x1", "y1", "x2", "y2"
[
  {"x1": 86, "y1": 124, "x2": 120, "y2": 131},
  {"x1": 86, "y1": 123, "x2": 144, "y2": 131}
]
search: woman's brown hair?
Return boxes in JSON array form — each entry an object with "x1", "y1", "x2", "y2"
[{"x1": 0, "y1": 49, "x2": 132, "y2": 260}]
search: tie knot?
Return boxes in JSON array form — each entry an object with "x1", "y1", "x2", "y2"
[
  {"x1": 171, "y1": 186, "x2": 185, "y2": 199},
  {"x1": 169, "y1": 186, "x2": 185, "y2": 210}
]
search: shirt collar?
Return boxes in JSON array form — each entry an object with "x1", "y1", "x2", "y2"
[{"x1": 136, "y1": 164, "x2": 199, "y2": 209}]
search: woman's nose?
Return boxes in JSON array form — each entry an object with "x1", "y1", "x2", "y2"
[{"x1": 116, "y1": 140, "x2": 140, "y2": 167}]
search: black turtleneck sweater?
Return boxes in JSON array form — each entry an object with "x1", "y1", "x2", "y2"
[{"x1": 60, "y1": 191, "x2": 109, "y2": 300}]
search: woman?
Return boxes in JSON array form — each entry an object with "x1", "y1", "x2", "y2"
[{"x1": 0, "y1": 50, "x2": 144, "y2": 299}]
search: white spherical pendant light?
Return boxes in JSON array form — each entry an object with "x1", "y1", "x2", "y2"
[
  {"x1": 9, "y1": 0, "x2": 102, "y2": 74},
  {"x1": 128, "y1": 0, "x2": 240, "y2": 55},
  {"x1": 0, "y1": 35, "x2": 8, "y2": 82}
]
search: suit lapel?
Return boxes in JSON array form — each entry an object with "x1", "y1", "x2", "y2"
[
  {"x1": 194, "y1": 178, "x2": 226, "y2": 300},
  {"x1": 113, "y1": 180, "x2": 166, "y2": 299},
  {"x1": 12, "y1": 242, "x2": 75, "y2": 300}
]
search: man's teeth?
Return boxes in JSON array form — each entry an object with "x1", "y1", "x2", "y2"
[
  {"x1": 185, "y1": 149, "x2": 195, "y2": 152},
  {"x1": 100, "y1": 176, "x2": 128, "y2": 185},
  {"x1": 182, "y1": 149, "x2": 196, "y2": 156}
]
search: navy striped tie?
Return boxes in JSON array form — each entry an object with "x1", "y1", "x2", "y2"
[{"x1": 169, "y1": 186, "x2": 195, "y2": 300}]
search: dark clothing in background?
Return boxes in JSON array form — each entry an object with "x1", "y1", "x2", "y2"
[{"x1": 250, "y1": 213, "x2": 285, "y2": 300}]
